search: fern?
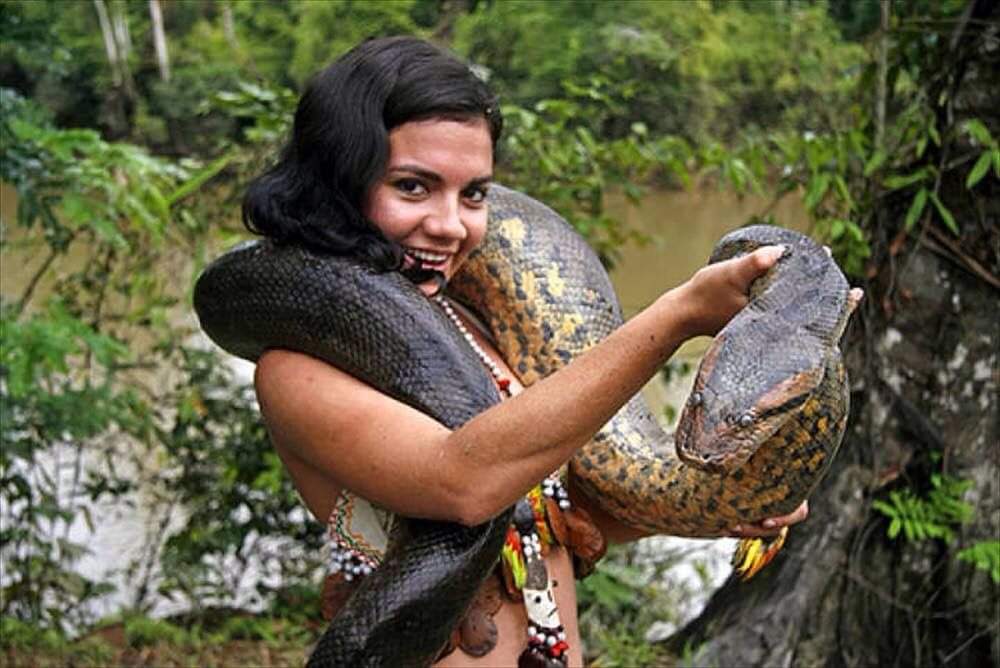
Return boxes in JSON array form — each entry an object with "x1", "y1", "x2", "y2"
[
  {"x1": 958, "y1": 541, "x2": 1000, "y2": 584},
  {"x1": 871, "y1": 474, "x2": 973, "y2": 543}
]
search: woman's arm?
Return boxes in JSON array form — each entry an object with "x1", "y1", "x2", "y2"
[{"x1": 255, "y1": 246, "x2": 786, "y2": 527}]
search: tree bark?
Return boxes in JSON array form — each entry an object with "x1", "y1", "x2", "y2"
[
  {"x1": 93, "y1": 0, "x2": 135, "y2": 138},
  {"x1": 148, "y1": 0, "x2": 170, "y2": 83},
  {"x1": 665, "y1": 2, "x2": 999, "y2": 666},
  {"x1": 874, "y1": 0, "x2": 890, "y2": 151},
  {"x1": 93, "y1": 0, "x2": 121, "y2": 86}
]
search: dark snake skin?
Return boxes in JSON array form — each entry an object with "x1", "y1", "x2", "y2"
[{"x1": 193, "y1": 185, "x2": 851, "y2": 666}]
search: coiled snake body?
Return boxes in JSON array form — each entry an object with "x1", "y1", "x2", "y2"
[{"x1": 194, "y1": 185, "x2": 851, "y2": 666}]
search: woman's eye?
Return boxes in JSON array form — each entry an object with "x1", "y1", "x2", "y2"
[
  {"x1": 394, "y1": 179, "x2": 428, "y2": 197},
  {"x1": 463, "y1": 185, "x2": 489, "y2": 204}
]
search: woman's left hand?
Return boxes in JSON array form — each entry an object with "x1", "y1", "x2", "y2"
[{"x1": 730, "y1": 500, "x2": 809, "y2": 538}]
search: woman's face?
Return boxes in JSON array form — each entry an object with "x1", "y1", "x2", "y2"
[{"x1": 364, "y1": 117, "x2": 494, "y2": 296}]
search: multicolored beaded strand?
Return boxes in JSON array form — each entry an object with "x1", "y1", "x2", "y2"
[{"x1": 513, "y1": 499, "x2": 569, "y2": 668}]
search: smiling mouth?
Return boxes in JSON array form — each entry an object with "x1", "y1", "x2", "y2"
[{"x1": 404, "y1": 247, "x2": 452, "y2": 269}]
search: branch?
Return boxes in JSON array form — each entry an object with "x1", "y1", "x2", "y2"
[
  {"x1": 875, "y1": 0, "x2": 891, "y2": 151},
  {"x1": 948, "y1": 0, "x2": 977, "y2": 52},
  {"x1": 15, "y1": 245, "x2": 60, "y2": 316},
  {"x1": 920, "y1": 226, "x2": 1000, "y2": 291}
]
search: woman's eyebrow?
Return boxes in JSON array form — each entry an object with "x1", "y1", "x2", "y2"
[
  {"x1": 466, "y1": 175, "x2": 493, "y2": 188},
  {"x1": 387, "y1": 165, "x2": 443, "y2": 183},
  {"x1": 387, "y1": 165, "x2": 493, "y2": 186}
]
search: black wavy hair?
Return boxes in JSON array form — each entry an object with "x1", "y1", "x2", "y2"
[{"x1": 242, "y1": 36, "x2": 502, "y2": 271}]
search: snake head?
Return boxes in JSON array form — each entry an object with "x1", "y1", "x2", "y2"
[{"x1": 675, "y1": 333, "x2": 824, "y2": 473}]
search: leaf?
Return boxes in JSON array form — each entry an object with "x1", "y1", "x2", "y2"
[
  {"x1": 871, "y1": 499, "x2": 895, "y2": 517},
  {"x1": 864, "y1": 149, "x2": 887, "y2": 176},
  {"x1": 962, "y1": 119, "x2": 993, "y2": 146},
  {"x1": 958, "y1": 541, "x2": 1000, "y2": 583},
  {"x1": 804, "y1": 173, "x2": 830, "y2": 211},
  {"x1": 166, "y1": 154, "x2": 226, "y2": 205},
  {"x1": 830, "y1": 218, "x2": 846, "y2": 240},
  {"x1": 905, "y1": 188, "x2": 928, "y2": 231},
  {"x1": 884, "y1": 169, "x2": 930, "y2": 191},
  {"x1": 833, "y1": 175, "x2": 853, "y2": 209},
  {"x1": 928, "y1": 123, "x2": 941, "y2": 146},
  {"x1": 7, "y1": 117, "x2": 44, "y2": 142},
  {"x1": 966, "y1": 150, "x2": 993, "y2": 189},
  {"x1": 929, "y1": 192, "x2": 959, "y2": 235}
]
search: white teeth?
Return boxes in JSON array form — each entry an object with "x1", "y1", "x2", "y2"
[{"x1": 406, "y1": 248, "x2": 449, "y2": 263}]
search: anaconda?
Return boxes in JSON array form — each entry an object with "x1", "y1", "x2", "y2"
[{"x1": 193, "y1": 184, "x2": 852, "y2": 666}]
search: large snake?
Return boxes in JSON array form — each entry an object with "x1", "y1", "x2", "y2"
[{"x1": 193, "y1": 185, "x2": 851, "y2": 666}]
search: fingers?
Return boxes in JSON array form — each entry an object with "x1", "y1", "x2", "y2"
[
  {"x1": 846, "y1": 287, "x2": 865, "y2": 315},
  {"x1": 731, "y1": 244, "x2": 785, "y2": 288},
  {"x1": 751, "y1": 244, "x2": 786, "y2": 274},
  {"x1": 730, "y1": 500, "x2": 808, "y2": 538}
]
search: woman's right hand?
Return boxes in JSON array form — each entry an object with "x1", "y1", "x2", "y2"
[{"x1": 670, "y1": 244, "x2": 785, "y2": 339}]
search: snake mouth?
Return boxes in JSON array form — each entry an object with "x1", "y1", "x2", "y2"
[{"x1": 675, "y1": 415, "x2": 759, "y2": 473}]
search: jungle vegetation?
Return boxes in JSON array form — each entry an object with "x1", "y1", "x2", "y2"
[{"x1": 1, "y1": 1, "x2": 996, "y2": 666}]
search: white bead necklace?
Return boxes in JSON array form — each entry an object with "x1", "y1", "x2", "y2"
[{"x1": 434, "y1": 295, "x2": 511, "y2": 395}]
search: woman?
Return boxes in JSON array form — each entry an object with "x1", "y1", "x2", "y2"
[{"x1": 245, "y1": 37, "x2": 807, "y2": 667}]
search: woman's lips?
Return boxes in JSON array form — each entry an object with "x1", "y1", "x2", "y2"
[{"x1": 404, "y1": 247, "x2": 452, "y2": 271}]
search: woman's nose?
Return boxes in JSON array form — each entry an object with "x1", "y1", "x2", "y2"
[{"x1": 423, "y1": 198, "x2": 467, "y2": 240}]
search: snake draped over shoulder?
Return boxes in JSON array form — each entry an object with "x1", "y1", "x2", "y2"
[{"x1": 193, "y1": 185, "x2": 852, "y2": 666}]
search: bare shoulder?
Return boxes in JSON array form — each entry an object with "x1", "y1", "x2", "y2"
[
  {"x1": 254, "y1": 348, "x2": 384, "y2": 424},
  {"x1": 255, "y1": 348, "x2": 343, "y2": 390},
  {"x1": 252, "y1": 348, "x2": 462, "y2": 523}
]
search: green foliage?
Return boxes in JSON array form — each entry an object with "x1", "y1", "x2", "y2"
[
  {"x1": 155, "y1": 348, "x2": 326, "y2": 612},
  {"x1": 122, "y1": 614, "x2": 191, "y2": 648},
  {"x1": 872, "y1": 474, "x2": 973, "y2": 542},
  {"x1": 287, "y1": 0, "x2": 423, "y2": 86},
  {"x1": 0, "y1": 616, "x2": 67, "y2": 652},
  {"x1": 455, "y1": 0, "x2": 864, "y2": 142},
  {"x1": 589, "y1": 623, "x2": 662, "y2": 668},
  {"x1": 0, "y1": 87, "x2": 298, "y2": 632},
  {"x1": 0, "y1": 0, "x2": 107, "y2": 129},
  {"x1": 765, "y1": 128, "x2": 874, "y2": 276},
  {"x1": 957, "y1": 541, "x2": 1000, "y2": 584},
  {"x1": 497, "y1": 89, "x2": 668, "y2": 266},
  {"x1": 3, "y1": 0, "x2": 993, "y2": 657},
  {"x1": 1, "y1": 89, "x2": 186, "y2": 630},
  {"x1": 576, "y1": 541, "x2": 717, "y2": 666},
  {"x1": 208, "y1": 82, "x2": 296, "y2": 148},
  {"x1": 577, "y1": 556, "x2": 659, "y2": 665},
  {"x1": 959, "y1": 119, "x2": 1000, "y2": 190},
  {"x1": 0, "y1": 616, "x2": 115, "y2": 667}
]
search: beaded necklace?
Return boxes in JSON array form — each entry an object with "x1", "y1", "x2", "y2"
[
  {"x1": 322, "y1": 296, "x2": 581, "y2": 665},
  {"x1": 434, "y1": 295, "x2": 511, "y2": 395},
  {"x1": 434, "y1": 295, "x2": 570, "y2": 666}
]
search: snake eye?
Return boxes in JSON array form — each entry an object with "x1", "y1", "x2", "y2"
[
  {"x1": 738, "y1": 414, "x2": 754, "y2": 428},
  {"x1": 690, "y1": 392, "x2": 703, "y2": 407}
]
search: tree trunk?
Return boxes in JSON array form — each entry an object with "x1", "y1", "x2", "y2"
[
  {"x1": 874, "y1": 0, "x2": 890, "y2": 151},
  {"x1": 93, "y1": 0, "x2": 135, "y2": 138},
  {"x1": 109, "y1": 0, "x2": 134, "y2": 95},
  {"x1": 665, "y1": 2, "x2": 999, "y2": 666},
  {"x1": 93, "y1": 0, "x2": 121, "y2": 86},
  {"x1": 148, "y1": 0, "x2": 170, "y2": 83}
]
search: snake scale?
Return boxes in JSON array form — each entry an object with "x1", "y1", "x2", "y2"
[{"x1": 193, "y1": 185, "x2": 851, "y2": 666}]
